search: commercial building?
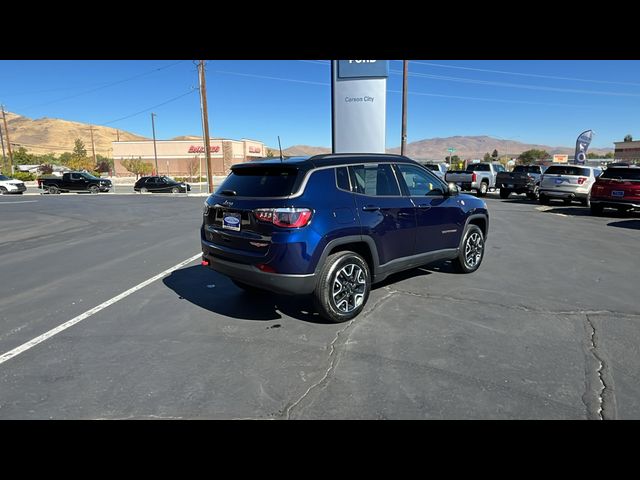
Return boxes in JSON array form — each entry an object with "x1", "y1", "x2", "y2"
[
  {"x1": 112, "y1": 138, "x2": 267, "y2": 177},
  {"x1": 613, "y1": 140, "x2": 640, "y2": 163}
]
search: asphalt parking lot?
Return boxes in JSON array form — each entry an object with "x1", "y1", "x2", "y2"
[{"x1": 0, "y1": 192, "x2": 639, "y2": 419}]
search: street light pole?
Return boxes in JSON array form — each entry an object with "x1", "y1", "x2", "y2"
[
  {"x1": 198, "y1": 60, "x2": 214, "y2": 194},
  {"x1": 401, "y1": 60, "x2": 408, "y2": 156},
  {"x1": 151, "y1": 113, "x2": 159, "y2": 175}
]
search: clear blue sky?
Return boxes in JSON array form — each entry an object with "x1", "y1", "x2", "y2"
[{"x1": 1, "y1": 60, "x2": 639, "y2": 150}]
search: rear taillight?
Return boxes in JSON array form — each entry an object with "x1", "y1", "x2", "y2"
[
  {"x1": 472, "y1": 172, "x2": 477, "y2": 183},
  {"x1": 254, "y1": 208, "x2": 313, "y2": 228},
  {"x1": 577, "y1": 177, "x2": 588, "y2": 185}
]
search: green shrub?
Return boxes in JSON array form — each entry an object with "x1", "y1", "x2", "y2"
[{"x1": 11, "y1": 171, "x2": 36, "y2": 181}]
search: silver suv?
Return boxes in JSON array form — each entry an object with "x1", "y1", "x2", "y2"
[{"x1": 538, "y1": 165, "x2": 602, "y2": 207}]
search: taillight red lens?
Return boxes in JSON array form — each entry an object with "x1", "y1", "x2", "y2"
[
  {"x1": 254, "y1": 208, "x2": 313, "y2": 228},
  {"x1": 472, "y1": 172, "x2": 477, "y2": 183},
  {"x1": 257, "y1": 263, "x2": 276, "y2": 273},
  {"x1": 577, "y1": 177, "x2": 587, "y2": 185}
]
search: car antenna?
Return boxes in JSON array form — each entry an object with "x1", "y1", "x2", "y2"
[{"x1": 278, "y1": 136, "x2": 284, "y2": 163}]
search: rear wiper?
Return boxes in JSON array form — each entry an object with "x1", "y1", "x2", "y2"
[{"x1": 219, "y1": 190, "x2": 237, "y2": 196}]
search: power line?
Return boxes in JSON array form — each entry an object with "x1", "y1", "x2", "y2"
[
  {"x1": 19, "y1": 60, "x2": 187, "y2": 111},
  {"x1": 389, "y1": 69, "x2": 640, "y2": 98},
  {"x1": 402, "y1": 60, "x2": 640, "y2": 88},
  {"x1": 101, "y1": 88, "x2": 197, "y2": 125}
]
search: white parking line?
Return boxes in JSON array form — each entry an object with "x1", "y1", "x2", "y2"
[
  {"x1": 0, "y1": 200, "x2": 38, "y2": 204},
  {"x1": 0, "y1": 252, "x2": 202, "y2": 367}
]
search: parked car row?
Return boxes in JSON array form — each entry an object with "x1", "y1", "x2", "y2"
[{"x1": 33, "y1": 173, "x2": 190, "y2": 194}]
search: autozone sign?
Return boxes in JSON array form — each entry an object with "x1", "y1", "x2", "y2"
[
  {"x1": 248, "y1": 146, "x2": 262, "y2": 154},
  {"x1": 188, "y1": 145, "x2": 220, "y2": 153}
]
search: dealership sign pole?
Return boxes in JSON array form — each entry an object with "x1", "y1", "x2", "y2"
[
  {"x1": 331, "y1": 60, "x2": 389, "y2": 153},
  {"x1": 574, "y1": 130, "x2": 593, "y2": 165}
]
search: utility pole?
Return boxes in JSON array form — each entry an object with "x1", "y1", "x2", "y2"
[
  {"x1": 0, "y1": 123, "x2": 6, "y2": 172},
  {"x1": 1, "y1": 105, "x2": 14, "y2": 174},
  {"x1": 89, "y1": 126, "x2": 97, "y2": 165},
  {"x1": 151, "y1": 113, "x2": 159, "y2": 176},
  {"x1": 116, "y1": 129, "x2": 120, "y2": 142},
  {"x1": 198, "y1": 60, "x2": 214, "y2": 194},
  {"x1": 401, "y1": 60, "x2": 408, "y2": 156}
]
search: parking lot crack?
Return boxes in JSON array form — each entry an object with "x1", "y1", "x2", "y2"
[
  {"x1": 282, "y1": 290, "x2": 395, "y2": 420},
  {"x1": 582, "y1": 314, "x2": 613, "y2": 420}
]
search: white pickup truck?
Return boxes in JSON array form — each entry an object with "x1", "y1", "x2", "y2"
[{"x1": 444, "y1": 162, "x2": 505, "y2": 197}]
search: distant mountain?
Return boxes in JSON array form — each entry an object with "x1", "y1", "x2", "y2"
[
  {"x1": 280, "y1": 136, "x2": 613, "y2": 160},
  {"x1": 1, "y1": 111, "x2": 148, "y2": 156}
]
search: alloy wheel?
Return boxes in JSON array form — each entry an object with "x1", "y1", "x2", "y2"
[
  {"x1": 464, "y1": 232, "x2": 483, "y2": 269},
  {"x1": 332, "y1": 263, "x2": 366, "y2": 313}
]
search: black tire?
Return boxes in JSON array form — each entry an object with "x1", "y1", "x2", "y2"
[
  {"x1": 617, "y1": 206, "x2": 630, "y2": 216},
  {"x1": 0, "y1": 186, "x2": 7, "y2": 195},
  {"x1": 499, "y1": 189, "x2": 510, "y2": 199},
  {"x1": 452, "y1": 224, "x2": 485, "y2": 274},
  {"x1": 313, "y1": 251, "x2": 371, "y2": 323},
  {"x1": 590, "y1": 204, "x2": 604, "y2": 216},
  {"x1": 526, "y1": 186, "x2": 539, "y2": 200},
  {"x1": 477, "y1": 182, "x2": 488, "y2": 197},
  {"x1": 231, "y1": 279, "x2": 267, "y2": 294},
  {"x1": 48, "y1": 185, "x2": 59, "y2": 195},
  {"x1": 171, "y1": 187, "x2": 180, "y2": 194},
  {"x1": 581, "y1": 194, "x2": 591, "y2": 208},
  {"x1": 140, "y1": 187, "x2": 148, "y2": 193},
  {"x1": 539, "y1": 193, "x2": 549, "y2": 205},
  {"x1": 89, "y1": 185, "x2": 100, "y2": 194}
]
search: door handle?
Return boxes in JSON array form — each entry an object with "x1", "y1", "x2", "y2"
[
  {"x1": 362, "y1": 205, "x2": 380, "y2": 212},
  {"x1": 417, "y1": 204, "x2": 432, "y2": 210},
  {"x1": 398, "y1": 212, "x2": 412, "y2": 217}
]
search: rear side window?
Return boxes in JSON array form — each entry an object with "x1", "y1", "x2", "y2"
[
  {"x1": 336, "y1": 167, "x2": 351, "y2": 191},
  {"x1": 348, "y1": 164, "x2": 401, "y2": 196},
  {"x1": 544, "y1": 166, "x2": 591, "y2": 176},
  {"x1": 217, "y1": 166, "x2": 300, "y2": 197},
  {"x1": 601, "y1": 168, "x2": 640, "y2": 180}
]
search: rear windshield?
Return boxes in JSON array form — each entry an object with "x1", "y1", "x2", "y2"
[
  {"x1": 466, "y1": 163, "x2": 490, "y2": 171},
  {"x1": 601, "y1": 168, "x2": 640, "y2": 180},
  {"x1": 544, "y1": 166, "x2": 591, "y2": 176},
  {"x1": 216, "y1": 166, "x2": 300, "y2": 197},
  {"x1": 513, "y1": 165, "x2": 541, "y2": 174}
]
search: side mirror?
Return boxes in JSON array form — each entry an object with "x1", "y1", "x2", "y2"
[{"x1": 447, "y1": 182, "x2": 459, "y2": 196}]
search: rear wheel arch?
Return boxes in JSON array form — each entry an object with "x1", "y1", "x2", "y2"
[{"x1": 315, "y1": 236, "x2": 378, "y2": 278}]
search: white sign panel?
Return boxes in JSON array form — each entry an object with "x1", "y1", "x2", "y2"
[{"x1": 332, "y1": 60, "x2": 388, "y2": 154}]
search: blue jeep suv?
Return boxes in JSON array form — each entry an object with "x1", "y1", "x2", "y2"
[{"x1": 201, "y1": 154, "x2": 489, "y2": 323}]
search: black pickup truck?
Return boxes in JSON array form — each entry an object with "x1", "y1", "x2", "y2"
[
  {"x1": 495, "y1": 165, "x2": 546, "y2": 200},
  {"x1": 38, "y1": 172, "x2": 112, "y2": 194}
]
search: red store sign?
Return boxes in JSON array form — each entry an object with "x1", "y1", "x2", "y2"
[
  {"x1": 188, "y1": 145, "x2": 220, "y2": 153},
  {"x1": 248, "y1": 146, "x2": 262, "y2": 154}
]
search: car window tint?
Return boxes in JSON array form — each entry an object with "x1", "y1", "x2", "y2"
[
  {"x1": 601, "y1": 168, "x2": 640, "y2": 180},
  {"x1": 544, "y1": 166, "x2": 590, "y2": 176},
  {"x1": 335, "y1": 167, "x2": 351, "y2": 191},
  {"x1": 396, "y1": 164, "x2": 446, "y2": 196},
  {"x1": 216, "y1": 166, "x2": 300, "y2": 197},
  {"x1": 348, "y1": 164, "x2": 400, "y2": 196}
]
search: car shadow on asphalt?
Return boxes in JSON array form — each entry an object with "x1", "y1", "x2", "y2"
[
  {"x1": 499, "y1": 197, "x2": 539, "y2": 205},
  {"x1": 607, "y1": 219, "x2": 640, "y2": 230},
  {"x1": 162, "y1": 265, "x2": 331, "y2": 324}
]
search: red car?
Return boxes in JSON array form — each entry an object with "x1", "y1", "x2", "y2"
[{"x1": 590, "y1": 165, "x2": 640, "y2": 215}]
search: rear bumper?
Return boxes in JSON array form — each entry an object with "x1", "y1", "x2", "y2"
[
  {"x1": 201, "y1": 239, "x2": 317, "y2": 295},
  {"x1": 539, "y1": 189, "x2": 588, "y2": 200}
]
